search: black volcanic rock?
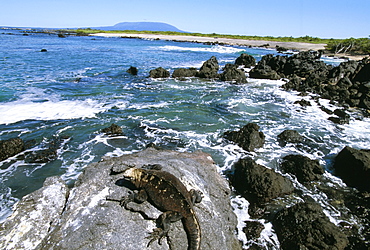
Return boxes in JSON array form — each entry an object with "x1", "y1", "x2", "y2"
[
  {"x1": 196, "y1": 56, "x2": 219, "y2": 79},
  {"x1": 0, "y1": 138, "x2": 25, "y2": 162},
  {"x1": 249, "y1": 64, "x2": 281, "y2": 80},
  {"x1": 224, "y1": 123, "x2": 265, "y2": 151},
  {"x1": 277, "y1": 130, "x2": 304, "y2": 145},
  {"x1": 243, "y1": 221, "x2": 264, "y2": 240},
  {"x1": 149, "y1": 67, "x2": 170, "y2": 78},
  {"x1": 219, "y1": 64, "x2": 247, "y2": 83},
  {"x1": 273, "y1": 202, "x2": 348, "y2": 250},
  {"x1": 333, "y1": 146, "x2": 370, "y2": 192},
  {"x1": 102, "y1": 123, "x2": 123, "y2": 136},
  {"x1": 235, "y1": 53, "x2": 256, "y2": 68},
  {"x1": 281, "y1": 154, "x2": 324, "y2": 183},
  {"x1": 126, "y1": 66, "x2": 138, "y2": 75},
  {"x1": 172, "y1": 68, "x2": 198, "y2": 78},
  {"x1": 294, "y1": 99, "x2": 312, "y2": 107},
  {"x1": 231, "y1": 157, "x2": 294, "y2": 203}
]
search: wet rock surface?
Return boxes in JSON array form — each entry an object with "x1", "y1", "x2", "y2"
[
  {"x1": 219, "y1": 64, "x2": 247, "y2": 83},
  {"x1": 231, "y1": 157, "x2": 294, "y2": 203},
  {"x1": 224, "y1": 123, "x2": 265, "y2": 151},
  {"x1": 272, "y1": 202, "x2": 349, "y2": 250},
  {"x1": 242, "y1": 221, "x2": 264, "y2": 241},
  {"x1": 172, "y1": 67, "x2": 198, "y2": 78},
  {"x1": 196, "y1": 56, "x2": 219, "y2": 79},
  {"x1": 281, "y1": 154, "x2": 324, "y2": 184},
  {"x1": 126, "y1": 66, "x2": 138, "y2": 75},
  {"x1": 0, "y1": 138, "x2": 24, "y2": 162},
  {"x1": 333, "y1": 146, "x2": 370, "y2": 192},
  {"x1": 101, "y1": 123, "x2": 123, "y2": 136},
  {"x1": 0, "y1": 149, "x2": 241, "y2": 250},
  {"x1": 277, "y1": 129, "x2": 304, "y2": 145},
  {"x1": 235, "y1": 53, "x2": 256, "y2": 68},
  {"x1": 149, "y1": 67, "x2": 170, "y2": 78}
]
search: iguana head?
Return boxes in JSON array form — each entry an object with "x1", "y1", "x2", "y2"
[{"x1": 123, "y1": 167, "x2": 144, "y2": 187}]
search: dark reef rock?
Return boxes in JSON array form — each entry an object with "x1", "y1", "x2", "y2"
[
  {"x1": 26, "y1": 136, "x2": 69, "y2": 164},
  {"x1": 294, "y1": 99, "x2": 312, "y2": 107},
  {"x1": 273, "y1": 202, "x2": 348, "y2": 250},
  {"x1": 224, "y1": 123, "x2": 265, "y2": 151},
  {"x1": 0, "y1": 149, "x2": 240, "y2": 249},
  {"x1": 0, "y1": 138, "x2": 25, "y2": 162},
  {"x1": 328, "y1": 108, "x2": 350, "y2": 124},
  {"x1": 40, "y1": 49, "x2": 47, "y2": 52},
  {"x1": 333, "y1": 146, "x2": 370, "y2": 192},
  {"x1": 279, "y1": 54, "x2": 370, "y2": 110},
  {"x1": 249, "y1": 64, "x2": 281, "y2": 80},
  {"x1": 235, "y1": 53, "x2": 256, "y2": 68},
  {"x1": 281, "y1": 154, "x2": 324, "y2": 183},
  {"x1": 196, "y1": 56, "x2": 219, "y2": 79},
  {"x1": 126, "y1": 66, "x2": 138, "y2": 75},
  {"x1": 101, "y1": 123, "x2": 123, "y2": 136},
  {"x1": 231, "y1": 157, "x2": 294, "y2": 203},
  {"x1": 277, "y1": 130, "x2": 304, "y2": 146},
  {"x1": 243, "y1": 221, "x2": 264, "y2": 240},
  {"x1": 219, "y1": 64, "x2": 247, "y2": 83},
  {"x1": 149, "y1": 67, "x2": 170, "y2": 78},
  {"x1": 172, "y1": 68, "x2": 198, "y2": 78}
]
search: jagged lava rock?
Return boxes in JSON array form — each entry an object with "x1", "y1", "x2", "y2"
[
  {"x1": 224, "y1": 123, "x2": 265, "y2": 151},
  {"x1": 231, "y1": 157, "x2": 294, "y2": 203},
  {"x1": 235, "y1": 53, "x2": 256, "y2": 68},
  {"x1": 333, "y1": 146, "x2": 370, "y2": 192},
  {"x1": 149, "y1": 67, "x2": 170, "y2": 78},
  {"x1": 273, "y1": 202, "x2": 348, "y2": 250},
  {"x1": 219, "y1": 64, "x2": 247, "y2": 83},
  {"x1": 249, "y1": 64, "x2": 281, "y2": 80},
  {"x1": 172, "y1": 67, "x2": 198, "y2": 78},
  {"x1": 0, "y1": 137, "x2": 25, "y2": 161},
  {"x1": 277, "y1": 129, "x2": 304, "y2": 145},
  {"x1": 196, "y1": 56, "x2": 219, "y2": 79},
  {"x1": 126, "y1": 66, "x2": 138, "y2": 75},
  {"x1": 0, "y1": 148, "x2": 241, "y2": 250},
  {"x1": 101, "y1": 123, "x2": 123, "y2": 135},
  {"x1": 281, "y1": 154, "x2": 324, "y2": 184}
]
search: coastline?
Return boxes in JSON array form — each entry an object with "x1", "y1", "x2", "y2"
[
  {"x1": 89, "y1": 33, "x2": 367, "y2": 60},
  {"x1": 90, "y1": 32, "x2": 326, "y2": 51}
]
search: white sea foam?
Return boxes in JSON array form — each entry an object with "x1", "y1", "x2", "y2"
[
  {"x1": 0, "y1": 99, "x2": 111, "y2": 124},
  {"x1": 156, "y1": 45, "x2": 245, "y2": 54}
]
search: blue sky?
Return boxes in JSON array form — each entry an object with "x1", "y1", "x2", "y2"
[{"x1": 1, "y1": 0, "x2": 369, "y2": 38}]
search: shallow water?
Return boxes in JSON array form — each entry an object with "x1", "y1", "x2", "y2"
[{"x1": 1, "y1": 29, "x2": 369, "y2": 248}]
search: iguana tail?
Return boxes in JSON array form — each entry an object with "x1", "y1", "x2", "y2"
[{"x1": 183, "y1": 211, "x2": 201, "y2": 250}]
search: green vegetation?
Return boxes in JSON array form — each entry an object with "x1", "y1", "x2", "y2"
[
  {"x1": 326, "y1": 37, "x2": 370, "y2": 55},
  {"x1": 61, "y1": 29, "x2": 370, "y2": 55}
]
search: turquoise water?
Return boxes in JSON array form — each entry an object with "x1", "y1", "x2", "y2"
[{"x1": 1, "y1": 29, "x2": 369, "y2": 247}]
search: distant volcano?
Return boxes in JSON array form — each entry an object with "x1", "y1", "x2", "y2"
[{"x1": 91, "y1": 22, "x2": 186, "y2": 32}]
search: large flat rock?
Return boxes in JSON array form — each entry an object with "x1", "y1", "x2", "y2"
[{"x1": 0, "y1": 148, "x2": 241, "y2": 250}]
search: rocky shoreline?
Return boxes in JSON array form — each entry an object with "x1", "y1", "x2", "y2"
[
  {"x1": 90, "y1": 32, "x2": 368, "y2": 61},
  {"x1": 1, "y1": 47, "x2": 369, "y2": 249},
  {"x1": 91, "y1": 32, "x2": 327, "y2": 52}
]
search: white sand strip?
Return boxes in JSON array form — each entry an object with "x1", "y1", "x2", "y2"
[{"x1": 90, "y1": 33, "x2": 327, "y2": 51}]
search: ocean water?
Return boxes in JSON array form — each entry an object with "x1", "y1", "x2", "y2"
[{"x1": 1, "y1": 29, "x2": 369, "y2": 248}]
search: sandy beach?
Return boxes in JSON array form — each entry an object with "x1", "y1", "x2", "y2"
[{"x1": 90, "y1": 33, "x2": 327, "y2": 51}]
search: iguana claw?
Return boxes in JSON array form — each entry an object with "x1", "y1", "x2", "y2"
[{"x1": 146, "y1": 228, "x2": 167, "y2": 247}]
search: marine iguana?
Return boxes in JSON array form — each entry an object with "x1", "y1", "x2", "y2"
[{"x1": 116, "y1": 165, "x2": 202, "y2": 250}]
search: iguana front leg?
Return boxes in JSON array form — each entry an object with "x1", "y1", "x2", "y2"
[
  {"x1": 120, "y1": 189, "x2": 148, "y2": 208},
  {"x1": 146, "y1": 211, "x2": 183, "y2": 247}
]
